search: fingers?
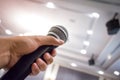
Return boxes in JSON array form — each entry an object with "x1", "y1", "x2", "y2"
[
  {"x1": 35, "y1": 36, "x2": 64, "y2": 46},
  {"x1": 36, "y1": 58, "x2": 47, "y2": 71},
  {"x1": 31, "y1": 58, "x2": 47, "y2": 75},
  {"x1": 31, "y1": 63, "x2": 40, "y2": 75},
  {"x1": 51, "y1": 49, "x2": 57, "y2": 57},
  {"x1": 43, "y1": 53, "x2": 53, "y2": 64},
  {"x1": 31, "y1": 51, "x2": 56, "y2": 75}
]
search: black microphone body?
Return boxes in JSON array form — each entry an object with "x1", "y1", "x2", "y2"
[{"x1": 1, "y1": 25, "x2": 68, "y2": 80}]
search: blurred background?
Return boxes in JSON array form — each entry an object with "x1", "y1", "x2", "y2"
[{"x1": 0, "y1": 0, "x2": 120, "y2": 80}]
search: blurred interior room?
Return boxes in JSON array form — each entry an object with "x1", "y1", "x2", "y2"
[{"x1": 0, "y1": 0, "x2": 120, "y2": 80}]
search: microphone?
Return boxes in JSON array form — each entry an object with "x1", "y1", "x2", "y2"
[{"x1": 1, "y1": 25, "x2": 68, "y2": 80}]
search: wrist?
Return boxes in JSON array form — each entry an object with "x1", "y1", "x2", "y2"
[{"x1": 0, "y1": 37, "x2": 11, "y2": 69}]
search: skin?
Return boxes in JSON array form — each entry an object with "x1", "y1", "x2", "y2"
[{"x1": 0, "y1": 36, "x2": 64, "y2": 75}]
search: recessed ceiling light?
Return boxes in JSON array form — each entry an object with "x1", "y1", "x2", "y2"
[
  {"x1": 114, "y1": 71, "x2": 120, "y2": 76},
  {"x1": 0, "y1": 69, "x2": 5, "y2": 77},
  {"x1": 83, "y1": 41, "x2": 90, "y2": 46},
  {"x1": 46, "y1": 2, "x2": 56, "y2": 9},
  {"x1": 98, "y1": 71, "x2": 104, "y2": 75},
  {"x1": 108, "y1": 54, "x2": 112, "y2": 60},
  {"x1": 70, "y1": 63, "x2": 77, "y2": 67},
  {"x1": 80, "y1": 49, "x2": 87, "y2": 54},
  {"x1": 0, "y1": 19, "x2": 1, "y2": 23},
  {"x1": 88, "y1": 12, "x2": 100, "y2": 19},
  {"x1": 5, "y1": 29, "x2": 13, "y2": 35},
  {"x1": 87, "y1": 30, "x2": 93, "y2": 35}
]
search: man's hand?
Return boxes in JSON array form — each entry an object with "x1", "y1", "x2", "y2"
[{"x1": 0, "y1": 36, "x2": 64, "y2": 75}]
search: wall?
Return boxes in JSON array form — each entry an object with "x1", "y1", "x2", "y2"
[{"x1": 56, "y1": 66, "x2": 99, "y2": 80}]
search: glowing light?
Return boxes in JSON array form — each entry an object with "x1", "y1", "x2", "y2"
[
  {"x1": 46, "y1": 2, "x2": 56, "y2": 9},
  {"x1": 19, "y1": 34, "x2": 23, "y2": 36},
  {"x1": 83, "y1": 41, "x2": 90, "y2": 46},
  {"x1": 114, "y1": 71, "x2": 120, "y2": 76},
  {"x1": 0, "y1": 69, "x2": 5, "y2": 77},
  {"x1": 0, "y1": 19, "x2": 1, "y2": 23},
  {"x1": 80, "y1": 49, "x2": 87, "y2": 54},
  {"x1": 70, "y1": 63, "x2": 77, "y2": 67},
  {"x1": 98, "y1": 71, "x2": 104, "y2": 75},
  {"x1": 11, "y1": 11, "x2": 54, "y2": 35},
  {"x1": 5, "y1": 29, "x2": 13, "y2": 35},
  {"x1": 87, "y1": 30, "x2": 93, "y2": 35},
  {"x1": 108, "y1": 54, "x2": 112, "y2": 60},
  {"x1": 88, "y1": 12, "x2": 100, "y2": 18}
]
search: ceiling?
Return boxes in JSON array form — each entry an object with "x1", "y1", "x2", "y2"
[{"x1": 0, "y1": 0, "x2": 120, "y2": 79}]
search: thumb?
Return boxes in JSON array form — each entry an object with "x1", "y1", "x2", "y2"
[{"x1": 35, "y1": 36, "x2": 64, "y2": 46}]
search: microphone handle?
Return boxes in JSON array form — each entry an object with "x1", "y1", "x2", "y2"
[{"x1": 1, "y1": 45, "x2": 57, "y2": 80}]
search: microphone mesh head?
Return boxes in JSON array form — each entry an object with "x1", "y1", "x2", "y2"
[{"x1": 48, "y1": 25, "x2": 68, "y2": 43}]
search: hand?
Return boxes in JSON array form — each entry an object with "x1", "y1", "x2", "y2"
[
  {"x1": 31, "y1": 50, "x2": 57, "y2": 75},
  {"x1": 0, "y1": 36, "x2": 64, "y2": 75}
]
